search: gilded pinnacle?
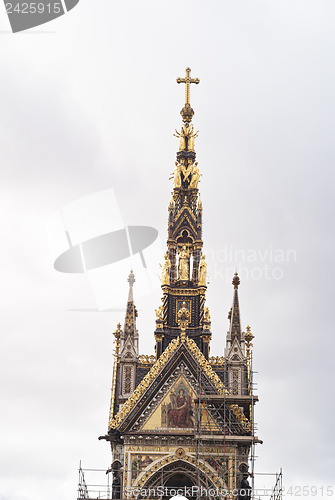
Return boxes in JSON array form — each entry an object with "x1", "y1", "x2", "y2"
[
  {"x1": 113, "y1": 323, "x2": 121, "y2": 356},
  {"x1": 114, "y1": 322, "x2": 122, "y2": 339},
  {"x1": 245, "y1": 325, "x2": 254, "y2": 344},
  {"x1": 177, "y1": 67, "x2": 200, "y2": 124}
]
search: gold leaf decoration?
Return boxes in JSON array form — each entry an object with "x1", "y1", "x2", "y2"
[{"x1": 109, "y1": 337, "x2": 180, "y2": 429}]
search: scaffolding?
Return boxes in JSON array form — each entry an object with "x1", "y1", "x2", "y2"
[
  {"x1": 270, "y1": 470, "x2": 283, "y2": 500},
  {"x1": 191, "y1": 351, "x2": 282, "y2": 500},
  {"x1": 78, "y1": 354, "x2": 283, "y2": 500},
  {"x1": 77, "y1": 464, "x2": 111, "y2": 500}
]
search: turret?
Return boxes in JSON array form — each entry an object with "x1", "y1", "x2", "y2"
[
  {"x1": 118, "y1": 271, "x2": 139, "y2": 403},
  {"x1": 225, "y1": 272, "x2": 249, "y2": 395},
  {"x1": 225, "y1": 272, "x2": 243, "y2": 350}
]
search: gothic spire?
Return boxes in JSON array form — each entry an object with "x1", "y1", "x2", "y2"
[
  {"x1": 154, "y1": 68, "x2": 210, "y2": 358},
  {"x1": 165, "y1": 67, "x2": 203, "y2": 287},
  {"x1": 229, "y1": 272, "x2": 242, "y2": 339},
  {"x1": 123, "y1": 270, "x2": 137, "y2": 336}
]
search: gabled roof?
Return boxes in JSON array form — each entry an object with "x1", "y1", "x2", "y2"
[
  {"x1": 109, "y1": 337, "x2": 181, "y2": 429},
  {"x1": 226, "y1": 337, "x2": 245, "y2": 362},
  {"x1": 109, "y1": 335, "x2": 251, "y2": 433},
  {"x1": 172, "y1": 206, "x2": 199, "y2": 239}
]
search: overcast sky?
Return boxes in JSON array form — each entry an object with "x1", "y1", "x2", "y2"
[{"x1": 1, "y1": 1, "x2": 335, "y2": 499}]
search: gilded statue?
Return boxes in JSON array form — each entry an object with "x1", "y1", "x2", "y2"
[
  {"x1": 174, "y1": 124, "x2": 198, "y2": 152},
  {"x1": 161, "y1": 252, "x2": 171, "y2": 285},
  {"x1": 198, "y1": 254, "x2": 207, "y2": 285},
  {"x1": 181, "y1": 159, "x2": 192, "y2": 183},
  {"x1": 204, "y1": 306, "x2": 211, "y2": 322},
  {"x1": 187, "y1": 124, "x2": 198, "y2": 152},
  {"x1": 155, "y1": 305, "x2": 163, "y2": 321},
  {"x1": 178, "y1": 245, "x2": 190, "y2": 280},
  {"x1": 170, "y1": 162, "x2": 182, "y2": 188},
  {"x1": 189, "y1": 162, "x2": 201, "y2": 189},
  {"x1": 174, "y1": 127, "x2": 186, "y2": 151}
]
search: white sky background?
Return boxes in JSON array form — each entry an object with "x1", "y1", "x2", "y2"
[{"x1": 0, "y1": 1, "x2": 335, "y2": 499}]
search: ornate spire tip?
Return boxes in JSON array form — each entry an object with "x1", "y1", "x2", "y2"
[
  {"x1": 177, "y1": 67, "x2": 200, "y2": 124},
  {"x1": 232, "y1": 272, "x2": 240, "y2": 289},
  {"x1": 128, "y1": 270, "x2": 135, "y2": 287}
]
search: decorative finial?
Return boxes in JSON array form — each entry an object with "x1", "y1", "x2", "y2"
[
  {"x1": 113, "y1": 323, "x2": 122, "y2": 356},
  {"x1": 177, "y1": 67, "x2": 200, "y2": 124},
  {"x1": 232, "y1": 272, "x2": 240, "y2": 289},
  {"x1": 245, "y1": 324, "x2": 254, "y2": 346},
  {"x1": 128, "y1": 270, "x2": 135, "y2": 287},
  {"x1": 245, "y1": 325, "x2": 254, "y2": 391},
  {"x1": 114, "y1": 323, "x2": 122, "y2": 339},
  {"x1": 126, "y1": 270, "x2": 136, "y2": 304}
]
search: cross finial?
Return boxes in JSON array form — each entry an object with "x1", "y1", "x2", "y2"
[{"x1": 177, "y1": 67, "x2": 200, "y2": 107}]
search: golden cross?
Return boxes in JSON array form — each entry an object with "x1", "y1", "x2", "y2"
[{"x1": 177, "y1": 67, "x2": 200, "y2": 106}]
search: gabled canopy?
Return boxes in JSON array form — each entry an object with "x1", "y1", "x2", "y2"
[{"x1": 109, "y1": 335, "x2": 251, "y2": 434}]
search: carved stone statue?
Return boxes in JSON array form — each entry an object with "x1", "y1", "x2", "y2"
[
  {"x1": 239, "y1": 476, "x2": 251, "y2": 500},
  {"x1": 178, "y1": 245, "x2": 190, "y2": 280},
  {"x1": 198, "y1": 254, "x2": 207, "y2": 285},
  {"x1": 161, "y1": 252, "x2": 171, "y2": 285},
  {"x1": 112, "y1": 473, "x2": 121, "y2": 499},
  {"x1": 155, "y1": 305, "x2": 163, "y2": 321},
  {"x1": 189, "y1": 162, "x2": 200, "y2": 189},
  {"x1": 204, "y1": 306, "x2": 211, "y2": 322}
]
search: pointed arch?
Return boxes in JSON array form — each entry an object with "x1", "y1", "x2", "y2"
[{"x1": 134, "y1": 454, "x2": 225, "y2": 491}]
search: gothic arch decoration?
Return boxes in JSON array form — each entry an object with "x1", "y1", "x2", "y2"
[
  {"x1": 176, "y1": 229, "x2": 194, "y2": 245},
  {"x1": 133, "y1": 452, "x2": 225, "y2": 490},
  {"x1": 111, "y1": 460, "x2": 122, "y2": 471},
  {"x1": 174, "y1": 217, "x2": 197, "y2": 242}
]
